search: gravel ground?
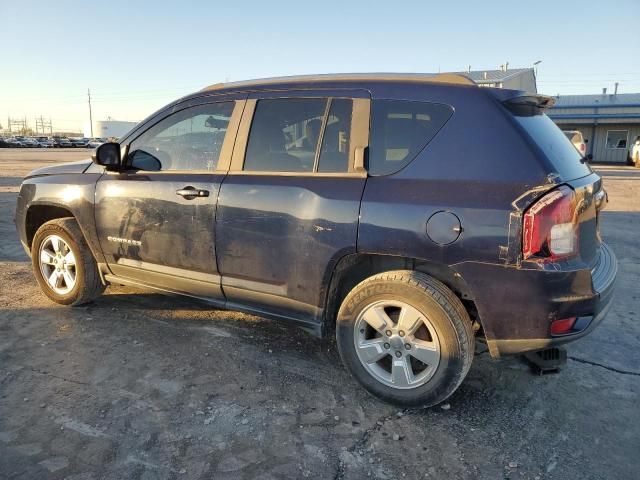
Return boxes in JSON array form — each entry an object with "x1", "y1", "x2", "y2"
[{"x1": 0, "y1": 149, "x2": 638, "y2": 480}]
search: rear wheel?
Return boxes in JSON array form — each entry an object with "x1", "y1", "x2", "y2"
[
  {"x1": 31, "y1": 218, "x2": 105, "y2": 305},
  {"x1": 336, "y1": 270, "x2": 474, "y2": 407}
]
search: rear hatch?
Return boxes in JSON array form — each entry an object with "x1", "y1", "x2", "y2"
[{"x1": 501, "y1": 93, "x2": 605, "y2": 267}]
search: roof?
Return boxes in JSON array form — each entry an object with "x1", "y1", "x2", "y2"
[
  {"x1": 551, "y1": 93, "x2": 640, "y2": 108},
  {"x1": 201, "y1": 72, "x2": 476, "y2": 92},
  {"x1": 455, "y1": 68, "x2": 534, "y2": 84}
]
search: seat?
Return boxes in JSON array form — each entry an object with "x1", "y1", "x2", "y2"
[
  {"x1": 246, "y1": 122, "x2": 304, "y2": 172},
  {"x1": 318, "y1": 122, "x2": 349, "y2": 173},
  {"x1": 383, "y1": 118, "x2": 415, "y2": 163}
]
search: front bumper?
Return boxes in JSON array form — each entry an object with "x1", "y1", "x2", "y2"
[{"x1": 454, "y1": 243, "x2": 618, "y2": 357}]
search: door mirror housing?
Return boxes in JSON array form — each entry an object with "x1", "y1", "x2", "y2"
[{"x1": 93, "y1": 142, "x2": 121, "y2": 170}]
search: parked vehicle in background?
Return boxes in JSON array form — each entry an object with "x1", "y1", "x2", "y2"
[
  {"x1": 628, "y1": 136, "x2": 640, "y2": 167},
  {"x1": 70, "y1": 138, "x2": 89, "y2": 148},
  {"x1": 22, "y1": 138, "x2": 41, "y2": 148},
  {"x1": 87, "y1": 138, "x2": 107, "y2": 148},
  {"x1": 37, "y1": 138, "x2": 54, "y2": 148},
  {"x1": 0, "y1": 138, "x2": 11, "y2": 148},
  {"x1": 52, "y1": 137, "x2": 73, "y2": 148},
  {"x1": 6, "y1": 138, "x2": 25, "y2": 148},
  {"x1": 563, "y1": 130, "x2": 587, "y2": 156},
  {"x1": 14, "y1": 73, "x2": 617, "y2": 408}
]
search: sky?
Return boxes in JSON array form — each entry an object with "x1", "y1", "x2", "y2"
[{"x1": 2, "y1": 0, "x2": 639, "y2": 133}]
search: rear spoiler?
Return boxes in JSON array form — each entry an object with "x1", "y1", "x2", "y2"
[
  {"x1": 487, "y1": 89, "x2": 556, "y2": 116},
  {"x1": 503, "y1": 95, "x2": 556, "y2": 116}
]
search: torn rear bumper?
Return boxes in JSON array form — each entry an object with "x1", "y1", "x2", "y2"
[{"x1": 455, "y1": 242, "x2": 617, "y2": 357}]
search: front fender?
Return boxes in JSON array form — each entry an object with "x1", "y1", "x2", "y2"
[{"x1": 18, "y1": 173, "x2": 104, "y2": 263}]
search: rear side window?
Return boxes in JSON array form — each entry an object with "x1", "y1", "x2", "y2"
[
  {"x1": 244, "y1": 98, "x2": 327, "y2": 173},
  {"x1": 368, "y1": 100, "x2": 453, "y2": 176},
  {"x1": 563, "y1": 131, "x2": 582, "y2": 143},
  {"x1": 515, "y1": 114, "x2": 592, "y2": 180},
  {"x1": 244, "y1": 98, "x2": 355, "y2": 173},
  {"x1": 317, "y1": 99, "x2": 353, "y2": 173}
]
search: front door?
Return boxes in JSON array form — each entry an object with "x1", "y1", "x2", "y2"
[
  {"x1": 215, "y1": 91, "x2": 370, "y2": 330},
  {"x1": 95, "y1": 99, "x2": 243, "y2": 299}
]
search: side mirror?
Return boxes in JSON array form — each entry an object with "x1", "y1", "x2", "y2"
[{"x1": 93, "y1": 142, "x2": 121, "y2": 170}]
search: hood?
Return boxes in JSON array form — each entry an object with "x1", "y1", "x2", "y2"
[{"x1": 25, "y1": 159, "x2": 93, "y2": 178}]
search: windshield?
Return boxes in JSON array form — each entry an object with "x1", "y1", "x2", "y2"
[{"x1": 515, "y1": 114, "x2": 592, "y2": 180}]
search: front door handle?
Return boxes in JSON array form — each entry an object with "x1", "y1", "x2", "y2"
[{"x1": 176, "y1": 186, "x2": 209, "y2": 199}]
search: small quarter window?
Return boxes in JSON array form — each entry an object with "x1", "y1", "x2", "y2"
[
  {"x1": 369, "y1": 100, "x2": 453, "y2": 176},
  {"x1": 128, "y1": 102, "x2": 234, "y2": 171}
]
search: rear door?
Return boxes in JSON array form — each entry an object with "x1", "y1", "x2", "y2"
[
  {"x1": 95, "y1": 97, "x2": 244, "y2": 299},
  {"x1": 215, "y1": 90, "x2": 370, "y2": 328}
]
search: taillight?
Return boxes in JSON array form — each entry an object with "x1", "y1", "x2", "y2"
[
  {"x1": 550, "y1": 317, "x2": 577, "y2": 335},
  {"x1": 522, "y1": 186, "x2": 578, "y2": 262}
]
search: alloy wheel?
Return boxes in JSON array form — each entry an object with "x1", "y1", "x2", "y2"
[
  {"x1": 38, "y1": 234, "x2": 77, "y2": 295},
  {"x1": 354, "y1": 300, "x2": 441, "y2": 389}
]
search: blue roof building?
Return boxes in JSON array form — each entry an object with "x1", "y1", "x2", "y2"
[{"x1": 548, "y1": 90, "x2": 640, "y2": 163}]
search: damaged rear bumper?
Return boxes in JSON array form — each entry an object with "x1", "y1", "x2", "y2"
[{"x1": 454, "y1": 242, "x2": 617, "y2": 357}]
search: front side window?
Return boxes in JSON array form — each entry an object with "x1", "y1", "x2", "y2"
[
  {"x1": 368, "y1": 100, "x2": 453, "y2": 176},
  {"x1": 127, "y1": 102, "x2": 234, "y2": 171},
  {"x1": 605, "y1": 130, "x2": 628, "y2": 149}
]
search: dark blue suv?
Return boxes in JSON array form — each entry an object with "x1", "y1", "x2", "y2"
[{"x1": 15, "y1": 73, "x2": 617, "y2": 407}]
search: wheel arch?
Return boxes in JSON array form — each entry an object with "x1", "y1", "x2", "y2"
[
  {"x1": 25, "y1": 204, "x2": 75, "y2": 247},
  {"x1": 23, "y1": 197, "x2": 105, "y2": 265},
  {"x1": 323, "y1": 253, "x2": 480, "y2": 335}
]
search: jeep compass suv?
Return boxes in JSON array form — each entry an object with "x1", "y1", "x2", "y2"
[{"x1": 15, "y1": 73, "x2": 617, "y2": 407}]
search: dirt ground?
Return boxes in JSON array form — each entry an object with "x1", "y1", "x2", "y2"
[{"x1": 0, "y1": 149, "x2": 638, "y2": 480}]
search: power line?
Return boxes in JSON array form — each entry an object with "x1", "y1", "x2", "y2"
[
  {"x1": 1, "y1": 85, "x2": 204, "y2": 104},
  {"x1": 539, "y1": 72, "x2": 640, "y2": 77}
]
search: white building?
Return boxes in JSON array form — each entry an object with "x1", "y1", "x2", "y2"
[{"x1": 84, "y1": 119, "x2": 137, "y2": 139}]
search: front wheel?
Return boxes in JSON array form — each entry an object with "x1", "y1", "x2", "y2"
[
  {"x1": 336, "y1": 271, "x2": 474, "y2": 407},
  {"x1": 31, "y1": 218, "x2": 105, "y2": 306}
]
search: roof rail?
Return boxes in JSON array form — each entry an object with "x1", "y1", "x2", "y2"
[{"x1": 200, "y1": 72, "x2": 476, "y2": 92}]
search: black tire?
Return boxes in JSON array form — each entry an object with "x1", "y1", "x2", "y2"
[
  {"x1": 31, "y1": 218, "x2": 105, "y2": 306},
  {"x1": 336, "y1": 270, "x2": 474, "y2": 408}
]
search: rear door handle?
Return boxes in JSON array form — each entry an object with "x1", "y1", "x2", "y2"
[{"x1": 176, "y1": 186, "x2": 209, "y2": 199}]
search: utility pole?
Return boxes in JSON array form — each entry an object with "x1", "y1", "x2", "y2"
[
  {"x1": 36, "y1": 116, "x2": 53, "y2": 136},
  {"x1": 7, "y1": 117, "x2": 27, "y2": 134},
  {"x1": 87, "y1": 88, "x2": 94, "y2": 137}
]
